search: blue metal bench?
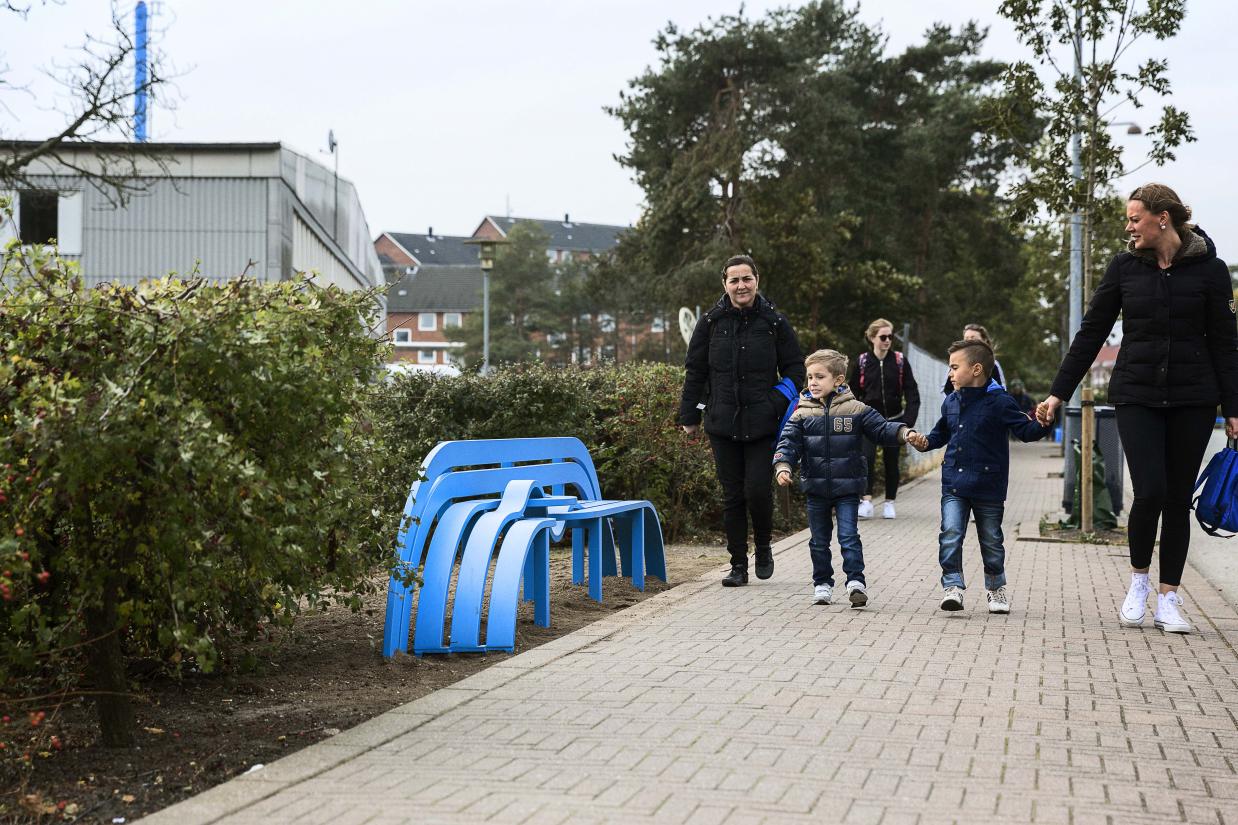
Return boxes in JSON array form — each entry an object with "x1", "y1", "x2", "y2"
[{"x1": 381, "y1": 437, "x2": 667, "y2": 657}]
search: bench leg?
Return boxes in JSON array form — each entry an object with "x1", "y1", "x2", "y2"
[
  {"x1": 572, "y1": 527, "x2": 585, "y2": 585},
  {"x1": 522, "y1": 550, "x2": 535, "y2": 603},
  {"x1": 588, "y1": 517, "x2": 603, "y2": 603},
  {"x1": 601, "y1": 520, "x2": 619, "y2": 577},
  {"x1": 534, "y1": 528, "x2": 551, "y2": 627}
]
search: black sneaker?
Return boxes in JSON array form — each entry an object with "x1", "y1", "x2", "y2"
[
  {"x1": 754, "y1": 547, "x2": 774, "y2": 580},
  {"x1": 721, "y1": 566, "x2": 749, "y2": 587}
]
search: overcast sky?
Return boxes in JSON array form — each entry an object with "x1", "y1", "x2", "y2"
[{"x1": 6, "y1": 1, "x2": 1236, "y2": 248}]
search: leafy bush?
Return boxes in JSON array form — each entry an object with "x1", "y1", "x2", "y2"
[
  {"x1": 371, "y1": 362, "x2": 731, "y2": 540},
  {"x1": 0, "y1": 237, "x2": 399, "y2": 746}
]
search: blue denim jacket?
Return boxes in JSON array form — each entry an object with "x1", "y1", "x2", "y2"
[{"x1": 924, "y1": 379, "x2": 1051, "y2": 501}]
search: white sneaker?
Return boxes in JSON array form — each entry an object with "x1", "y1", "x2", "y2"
[
  {"x1": 1119, "y1": 574, "x2": 1153, "y2": 627},
  {"x1": 882, "y1": 501, "x2": 896, "y2": 519},
  {"x1": 986, "y1": 585, "x2": 1011, "y2": 614},
  {"x1": 940, "y1": 586, "x2": 964, "y2": 611},
  {"x1": 858, "y1": 500, "x2": 874, "y2": 520},
  {"x1": 846, "y1": 580, "x2": 868, "y2": 608},
  {"x1": 813, "y1": 584, "x2": 833, "y2": 605},
  {"x1": 1153, "y1": 591, "x2": 1190, "y2": 633}
]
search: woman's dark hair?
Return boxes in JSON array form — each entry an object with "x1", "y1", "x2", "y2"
[
  {"x1": 721, "y1": 254, "x2": 759, "y2": 279},
  {"x1": 1129, "y1": 183, "x2": 1194, "y2": 234}
]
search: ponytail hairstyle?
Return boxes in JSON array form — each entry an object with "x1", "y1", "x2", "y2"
[{"x1": 1129, "y1": 183, "x2": 1194, "y2": 235}]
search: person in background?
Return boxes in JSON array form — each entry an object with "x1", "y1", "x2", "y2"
[
  {"x1": 1007, "y1": 379, "x2": 1036, "y2": 416},
  {"x1": 847, "y1": 318, "x2": 920, "y2": 520},
  {"x1": 679, "y1": 254, "x2": 806, "y2": 588},
  {"x1": 942, "y1": 324, "x2": 1005, "y2": 394}
]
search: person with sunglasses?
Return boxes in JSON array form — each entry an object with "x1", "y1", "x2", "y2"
[{"x1": 846, "y1": 318, "x2": 920, "y2": 519}]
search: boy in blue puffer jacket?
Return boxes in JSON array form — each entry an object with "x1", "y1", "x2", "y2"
[
  {"x1": 907, "y1": 339, "x2": 1052, "y2": 614},
  {"x1": 774, "y1": 349, "x2": 918, "y2": 608}
]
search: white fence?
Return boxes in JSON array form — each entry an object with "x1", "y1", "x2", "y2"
[{"x1": 904, "y1": 341, "x2": 948, "y2": 477}]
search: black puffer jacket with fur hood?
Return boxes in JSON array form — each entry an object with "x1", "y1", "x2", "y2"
[{"x1": 1049, "y1": 228, "x2": 1238, "y2": 415}]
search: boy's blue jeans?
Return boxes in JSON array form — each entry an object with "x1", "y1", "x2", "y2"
[
  {"x1": 938, "y1": 494, "x2": 1006, "y2": 590},
  {"x1": 807, "y1": 494, "x2": 864, "y2": 587}
]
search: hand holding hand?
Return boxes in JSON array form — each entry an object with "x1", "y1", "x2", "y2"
[
  {"x1": 1035, "y1": 395, "x2": 1062, "y2": 427},
  {"x1": 907, "y1": 431, "x2": 930, "y2": 451},
  {"x1": 1227, "y1": 417, "x2": 1238, "y2": 440},
  {"x1": 776, "y1": 470, "x2": 793, "y2": 487}
]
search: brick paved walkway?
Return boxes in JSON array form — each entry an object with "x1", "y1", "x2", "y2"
[{"x1": 140, "y1": 443, "x2": 1238, "y2": 825}]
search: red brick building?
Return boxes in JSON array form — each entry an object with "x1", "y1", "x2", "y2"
[{"x1": 375, "y1": 216, "x2": 628, "y2": 369}]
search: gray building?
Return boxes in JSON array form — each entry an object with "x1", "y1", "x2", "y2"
[{"x1": 1, "y1": 141, "x2": 381, "y2": 292}]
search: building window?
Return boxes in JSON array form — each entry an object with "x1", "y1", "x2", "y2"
[
  {"x1": 418, "y1": 312, "x2": 437, "y2": 331},
  {"x1": 417, "y1": 349, "x2": 436, "y2": 364},
  {"x1": 19, "y1": 190, "x2": 58, "y2": 245},
  {"x1": 651, "y1": 316, "x2": 667, "y2": 333},
  {"x1": 392, "y1": 329, "x2": 412, "y2": 346},
  {"x1": 443, "y1": 312, "x2": 462, "y2": 329}
]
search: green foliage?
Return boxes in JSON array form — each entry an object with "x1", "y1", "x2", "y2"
[
  {"x1": 0, "y1": 224, "x2": 400, "y2": 745},
  {"x1": 607, "y1": 1, "x2": 1032, "y2": 357},
  {"x1": 370, "y1": 362, "x2": 728, "y2": 541},
  {"x1": 991, "y1": 0, "x2": 1193, "y2": 265}
]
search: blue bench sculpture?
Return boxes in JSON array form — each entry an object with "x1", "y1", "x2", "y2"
[{"x1": 381, "y1": 437, "x2": 668, "y2": 657}]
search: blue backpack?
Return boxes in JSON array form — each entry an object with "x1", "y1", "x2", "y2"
[
  {"x1": 1193, "y1": 439, "x2": 1238, "y2": 537},
  {"x1": 772, "y1": 376, "x2": 799, "y2": 437}
]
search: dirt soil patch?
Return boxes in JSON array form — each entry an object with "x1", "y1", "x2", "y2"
[{"x1": 2, "y1": 542, "x2": 736, "y2": 824}]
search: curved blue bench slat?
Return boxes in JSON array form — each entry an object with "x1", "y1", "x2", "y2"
[
  {"x1": 448, "y1": 481, "x2": 546, "y2": 652},
  {"x1": 382, "y1": 461, "x2": 597, "y2": 657},
  {"x1": 411, "y1": 499, "x2": 498, "y2": 654},
  {"x1": 484, "y1": 517, "x2": 565, "y2": 652}
]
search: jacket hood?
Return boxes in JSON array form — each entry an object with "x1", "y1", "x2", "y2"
[
  {"x1": 955, "y1": 379, "x2": 1004, "y2": 398},
  {"x1": 713, "y1": 292, "x2": 775, "y2": 315},
  {"x1": 798, "y1": 385, "x2": 857, "y2": 412},
  {"x1": 1128, "y1": 226, "x2": 1215, "y2": 265}
]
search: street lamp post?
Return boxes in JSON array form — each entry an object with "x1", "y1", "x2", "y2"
[{"x1": 464, "y1": 237, "x2": 505, "y2": 374}]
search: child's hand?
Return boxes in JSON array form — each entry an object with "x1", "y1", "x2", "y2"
[
  {"x1": 776, "y1": 470, "x2": 793, "y2": 487},
  {"x1": 907, "y1": 432, "x2": 930, "y2": 451}
]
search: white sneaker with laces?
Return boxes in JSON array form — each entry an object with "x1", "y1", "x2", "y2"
[
  {"x1": 882, "y1": 501, "x2": 896, "y2": 519},
  {"x1": 858, "y1": 500, "x2": 874, "y2": 520},
  {"x1": 1119, "y1": 574, "x2": 1153, "y2": 627},
  {"x1": 986, "y1": 585, "x2": 1011, "y2": 614},
  {"x1": 940, "y1": 586, "x2": 964, "y2": 611},
  {"x1": 813, "y1": 584, "x2": 833, "y2": 605},
  {"x1": 846, "y1": 580, "x2": 868, "y2": 608},
  {"x1": 1153, "y1": 591, "x2": 1190, "y2": 633}
]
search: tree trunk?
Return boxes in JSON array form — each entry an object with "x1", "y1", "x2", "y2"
[{"x1": 84, "y1": 578, "x2": 134, "y2": 747}]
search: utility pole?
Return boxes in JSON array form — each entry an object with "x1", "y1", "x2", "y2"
[{"x1": 328, "y1": 130, "x2": 339, "y2": 243}]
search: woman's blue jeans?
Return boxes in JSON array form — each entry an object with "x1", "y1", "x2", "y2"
[
  {"x1": 938, "y1": 494, "x2": 1006, "y2": 590},
  {"x1": 806, "y1": 494, "x2": 863, "y2": 587}
]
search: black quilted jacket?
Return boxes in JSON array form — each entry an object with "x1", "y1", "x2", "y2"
[
  {"x1": 678, "y1": 294, "x2": 805, "y2": 441},
  {"x1": 1049, "y1": 228, "x2": 1238, "y2": 416}
]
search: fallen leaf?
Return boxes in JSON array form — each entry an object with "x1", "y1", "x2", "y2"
[
  {"x1": 143, "y1": 727, "x2": 165, "y2": 735},
  {"x1": 121, "y1": 794, "x2": 135, "y2": 803}
]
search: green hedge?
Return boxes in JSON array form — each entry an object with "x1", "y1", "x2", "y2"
[
  {"x1": 1, "y1": 236, "x2": 398, "y2": 746},
  {"x1": 371, "y1": 362, "x2": 780, "y2": 541}
]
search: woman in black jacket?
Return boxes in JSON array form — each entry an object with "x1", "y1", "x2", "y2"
[
  {"x1": 846, "y1": 318, "x2": 920, "y2": 519},
  {"x1": 679, "y1": 255, "x2": 805, "y2": 587},
  {"x1": 1038, "y1": 184, "x2": 1238, "y2": 634}
]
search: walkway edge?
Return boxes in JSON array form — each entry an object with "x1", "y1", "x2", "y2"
[{"x1": 135, "y1": 529, "x2": 810, "y2": 825}]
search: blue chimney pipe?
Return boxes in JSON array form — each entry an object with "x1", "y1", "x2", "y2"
[{"x1": 135, "y1": 1, "x2": 148, "y2": 142}]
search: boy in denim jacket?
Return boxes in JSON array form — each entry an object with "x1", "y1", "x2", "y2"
[
  {"x1": 774, "y1": 349, "x2": 917, "y2": 607},
  {"x1": 908, "y1": 339, "x2": 1051, "y2": 613}
]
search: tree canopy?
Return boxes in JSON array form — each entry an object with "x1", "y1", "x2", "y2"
[{"x1": 608, "y1": 1, "x2": 1037, "y2": 359}]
